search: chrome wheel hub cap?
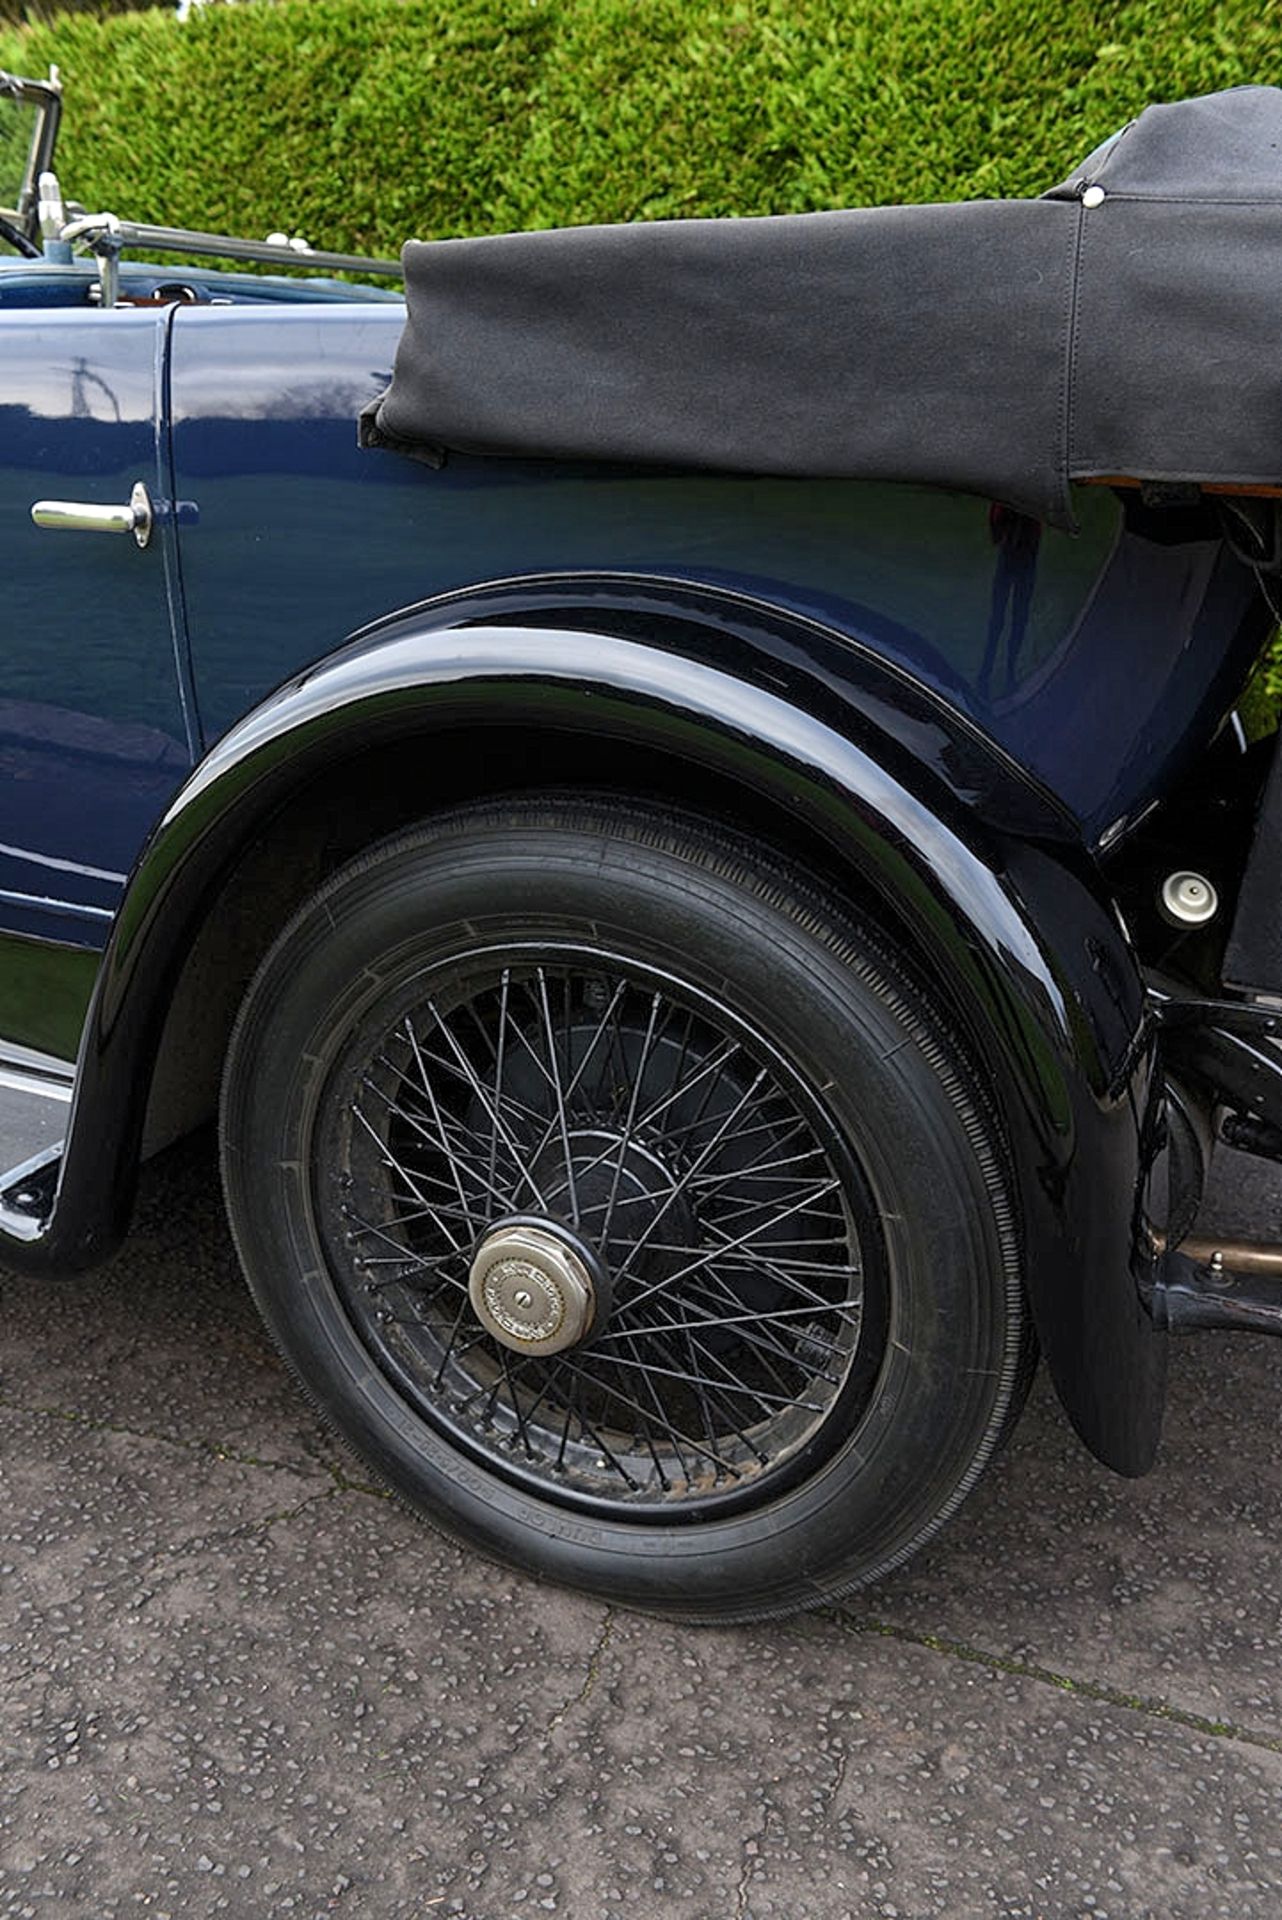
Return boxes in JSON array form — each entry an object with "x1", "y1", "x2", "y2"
[{"x1": 468, "y1": 1221, "x2": 601, "y2": 1355}]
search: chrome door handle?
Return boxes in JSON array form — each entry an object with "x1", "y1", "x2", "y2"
[{"x1": 30, "y1": 480, "x2": 153, "y2": 549}]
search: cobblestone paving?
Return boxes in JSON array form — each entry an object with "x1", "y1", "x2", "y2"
[{"x1": 2, "y1": 1138, "x2": 1280, "y2": 1918}]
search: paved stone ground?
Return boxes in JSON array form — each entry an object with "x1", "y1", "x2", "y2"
[{"x1": 2, "y1": 1136, "x2": 1281, "y2": 1919}]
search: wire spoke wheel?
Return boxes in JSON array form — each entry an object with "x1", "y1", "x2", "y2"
[
  {"x1": 317, "y1": 950, "x2": 886, "y2": 1519},
  {"x1": 221, "y1": 800, "x2": 1028, "y2": 1622}
]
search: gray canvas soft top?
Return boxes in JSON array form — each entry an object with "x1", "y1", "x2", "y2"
[{"x1": 360, "y1": 88, "x2": 1282, "y2": 530}]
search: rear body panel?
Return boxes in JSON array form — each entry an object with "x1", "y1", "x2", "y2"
[
  {"x1": 0, "y1": 293, "x2": 1268, "y2": 1032},
  {"x1": 169, "y1": 306, "x2": 1270, "y2": 844}
]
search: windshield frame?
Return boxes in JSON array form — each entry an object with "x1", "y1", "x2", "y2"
[{"x1": 0, "y1": 70, "x2": 62, "y2": 246}]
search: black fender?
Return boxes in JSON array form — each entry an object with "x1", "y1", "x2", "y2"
[{"x1": 1, "y1": 575, "x2": 1165, "y2": 1474}]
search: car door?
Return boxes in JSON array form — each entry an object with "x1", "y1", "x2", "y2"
[{"x1": 0, "y1": 305, "x2": 193, "y2": 1065}]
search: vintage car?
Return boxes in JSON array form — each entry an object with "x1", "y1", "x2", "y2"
[{"x1": 3, "y1": 67, "x2": 1281, "y2": 1622}]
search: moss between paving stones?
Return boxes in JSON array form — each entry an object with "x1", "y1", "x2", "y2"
[{"x1": 2, "y1": 0, "x2": 1281, "y2": 705}]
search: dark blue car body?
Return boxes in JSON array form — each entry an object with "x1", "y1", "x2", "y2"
[
  {"x1": 3, "y1": 285, "x2": 1267, "y2": 958},
  {"x1": 5, "y1": 70, "x2": 1281, "y2": 1618}
]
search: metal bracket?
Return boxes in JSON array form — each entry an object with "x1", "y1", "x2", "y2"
[{"x1": 1153, "y1": 1246, "x2": 1282, "y2": 1336}]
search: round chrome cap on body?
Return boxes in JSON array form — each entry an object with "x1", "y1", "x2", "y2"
[
  {"x1": 468, "y1": 1220, "x2": 602, "y2": 1355},
  {"x1": 1160, "y1": 870, "x2": 1218, "y2": 928}
]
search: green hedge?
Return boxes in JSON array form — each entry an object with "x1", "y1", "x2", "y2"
[
  {"x1": 2, "y1": 0, "x2": 1282, "y2": 255},
  {"x1": 0, "y1": 2, "x2": 152, "y2": 23}
]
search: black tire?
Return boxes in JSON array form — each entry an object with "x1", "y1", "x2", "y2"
[{"x1": 220, "y1": 798, "x2": 1028, "y2": 1623}]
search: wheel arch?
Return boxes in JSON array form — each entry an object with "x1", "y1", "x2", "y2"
[{"x1": 12, "y1": 579, "x2": 1165, "y2": 1473}]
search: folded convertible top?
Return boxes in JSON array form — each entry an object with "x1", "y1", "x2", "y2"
[{"x1": 360, "y1": 88, "x2": 1282, "y2": 530}]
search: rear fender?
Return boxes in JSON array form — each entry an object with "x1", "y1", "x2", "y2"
[{"x1": 4, "y1": 576, "x2": 1164, "y2": 1472}]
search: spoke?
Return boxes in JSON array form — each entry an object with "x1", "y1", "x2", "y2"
[
  {"x1": 348, "y1": 1145, "x2": 485, "y2": 1225},
  {"x1": 427, "y1": 998, "x2": 550, "y2": 1211},
  {"x1": 693, "y1": 1145, "x2": 831, "y2": 1194},
  {"x1": 545, "y1": 1381, "x2": 645, "y2": 1491},
  {"x1": 638, "y1": 1286, "x2": 818, "y2": 1410},
  {"x1": 499, "y1": 1351, "x2": 539, "y2": 1457},
  {"x1": 460, "y1": 999, "x2": 551, "y2": 1130},
  {"x1": 404, "y1": 1015, "x2": 481, "y2": 1235},
  {"x1": 375, "y1": 1291, "x2": 475, "y2": 1336},
  {"x1": 452, "y1": 1343, "x2": 544, "y2": 1419},
  {"x1": 707, "y1": 1244, "x2": 853, "y2": 1275},
  {"x1": 457, "y1": 997, "x2": 500, "y2": 1069},
  {"x1": 646, "y1": 1281, "x2": 836, "y2": 1393},
  {"x1": 342, "y1": 1208, "x2": 464, "y2": 1267},
  {"x1": 621, "y1": 1175, "x2": 840, "y2": 1312},
  {"x1": 665, "y1": 1007, "x2": 696, "y2": 1127},
  {"x1": 479, "y1": 1355, "x2": 513, "y2": 1426},
  {"x1": 358, "y1": 1252, "x2": 463, "y2": 1274},
  {"x1": 550, "y1": 1351, "x2": 742, "y2": 1479},
  {"x1": 537, "y1": 966, "x2": 579, "y2": 1223},
  {"x1": 484, "y1": 1001, "x2": 729, "y2": 1218},
  {"x1": 366, "y1": 1072, "x2": 501, "y2": 1159},
  {"x1": 351, "y1": 1104, "x2": 466, "y2": 1253},
  {"x1": 608, "y1": 1323, "x2": 693, "y2": 1487},
  {"x1": 686, "y1": 1122, "x2": 819, "y2": 1181},
  {"x1": 406, "y1": 1031, "x2": 547, "y2": 1130},
  {"x1": 388, "y1": 1304, "x2": 473, "y2": 1329},
  {"x1": 499, "y1": 986, "x2": 559, "y2": 1096},
  {"x1": 643, "y1": 1322, "x2": 771, "y2": 1465},
  {"x1": 501, "y1": 1352, "x2": 575, "y2": 1446},
  {"x1": 348, "y1": 1196, "x2": 457, "y2": 1234},
  {"x1": 556, "y1": 1394, "x2": 575, "y2": 1470},
  {"x1": 563, "y1": 973, "x2": 575, "y2": 1112},
  {"x1": 450, "y1": 1340, "x2": 552, "y2": 1429},
  {"x1": 645, "y1": 1240, "x2": 848, "y2": 1278},
  {"x1": 600, "y1": 985, "x2": 649, "y2": 1126},
  {"x1": 707, "y1": 1310, "x2": 834, "y2": 1390},
  {"x1": 539, "y1": 1172, "x2": 680, "y2": 1220},
  {"x1": 601, "y1": 989, "x2": 663, "y2": 1244},
  {"x1": 488, "y1": 969, "x2": 511, "y2": 1215},
  {"x1": 657, "y1": 1083, "x2": 788, "y2": 1151},
  {"x1": 686, "y1": 1181, "x2": 840, "y2": 1233},
  {"x1": 396, "y1": 1134, "x2": 526, "y2": 1217},
  {"x1": 358, "y1": 1251, "x2": 462, "y2": 1282},
  {"x1": 363, "y1": 1063, "x2": 528, "y2": 1195},
  {"x1": 673, "y1": 1270, "x2": 852, "y2": 1374},
  {"x1": 633, "y1": 1418, "x2": 675, "y2": 1492},
  {"x1": 656, "y1": 1009, "x2": 742, "y2": 1149},
  {"x1": 432, "y1": 1295, "x2": 481, "y2": 1386},
  {"x1": 676, "y1": 1307, "x2": 817, "y2": 1412},
  {"x1": 587, "y1": 1344, "x2": 824, "y2": 1412},
  {"x1": 524, "y1": 977, "x2": 629, "y2": 1179},
  {"x1": 673, "y1": 1314, "x2": 736, "y2": 1475},
  {"x1": 691, "y1": 1228, "x2": 862, "y2": 1319},
  {"x1": 694, "y1": 1161, "x2": 830, "y2": 1199},
  {"x1": 595, "y1": 1296, "x2": 862, "y2": 1342},
  {"x1": 631, "y1": 1035, "x2": 743, "y2": 1137},
  {"x1": 668, "y1": 1108, "x2": 814, "y2": 1175},
  {"x1": 612, "y1": 1066, "x2": 770, "y2": 1287}
]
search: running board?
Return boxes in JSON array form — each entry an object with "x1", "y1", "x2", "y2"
[
  {"x1": 1155, "y1": 1238, "x2": 1282, "y2": 1336},
  {"x1": 0, "y1": 1051, "x2": 70, "y2": 1247},
  {"x1": 0, "y1": 1144, "x2": 61, "y2": 1243},
  {"x1": 0, "y1": 1043, "x2": 131, "y2": 1274}
]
